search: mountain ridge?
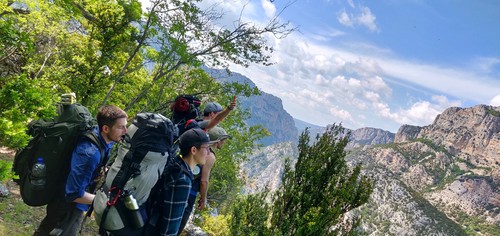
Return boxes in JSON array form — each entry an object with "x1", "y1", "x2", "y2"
[
  {"x1": 205, "y1": 67, "x2": 499, "y2": 234},
  {"x1": 242, "y1": 103, "x2": 499, "y2": 235}
]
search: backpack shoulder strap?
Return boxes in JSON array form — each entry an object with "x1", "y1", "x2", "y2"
[
  {"x1": 82, "y1": 131, "x2": 109, "y2": 233},
  {"x1": 83, "y1": 131, "x2": 106, "y2": 165}
]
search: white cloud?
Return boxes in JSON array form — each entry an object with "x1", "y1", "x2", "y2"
[
  {"x1": 310, "y1": 28, "x2": 346, "y2": 42},
  {"x1": 337, "y1": 10, "x2": 353, "y2": 27},
  {"x1": 329, "y1": 107, "x2": 352, "y2": 120},
  {"x1": 377, "y1": 58, "x2": 500, "y2": 103},
  {"x1": 372, "y1": 95, "x2": 462, "y2": 126},
  {"x1": 347, "y1": 0, "x2": 355, "y2": 8},
  {"x1": 364, "y1": 91, "x2": 380, "y2": 103},
  {"x1": 337, "y1": 5, "x2": 379, "y2": 32},
  {"x1": 261, "y1": 0, "x2": 276, "y2": 19},
  {"x1": 490, "y1": 94, "x2": 500, "y2": 106},
  {"x1": 472, "y1": 56, "x2": 500, "y2": 74},
  {"x1": 358, "y1": 6, "x2": 378, "y2": 32}
]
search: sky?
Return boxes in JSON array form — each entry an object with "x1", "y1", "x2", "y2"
[{"x1": 142, "y1": 0, "x2": 500, "y2": 132}]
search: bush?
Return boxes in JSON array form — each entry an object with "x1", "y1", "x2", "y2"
[{"x1": 0, "y1": 160, "x2": 14, "y2": 183}]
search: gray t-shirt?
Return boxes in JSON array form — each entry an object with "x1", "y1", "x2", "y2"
[{"x1": 198, "y1": 120, "x2": 209, "y2": 129}]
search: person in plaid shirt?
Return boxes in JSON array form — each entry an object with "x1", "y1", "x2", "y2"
[{"x1": 145, "y1": 128, "x2": 212, "y2": 236}]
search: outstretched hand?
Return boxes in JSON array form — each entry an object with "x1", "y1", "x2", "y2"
[{"x1": 228, "y1": 96, "x2": 237, "y2": 110}]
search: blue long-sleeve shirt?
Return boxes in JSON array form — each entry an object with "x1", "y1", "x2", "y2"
[
  {"x1": 146, "y1": 156, "x2": 194, "y2": 236},
  {"x1": 65, "y1": 129, "x2": 113, "y2": 211}
]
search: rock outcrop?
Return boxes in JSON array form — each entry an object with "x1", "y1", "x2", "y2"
[
  {"x1": 346, "y1": 127, "x2": 395, "y2": 149},
  {"x1": 414, "y1": 105, "x2": 500, "y2": 168},
  {"x1": 241, "y1": 104, "x2": 500, "y2": 235},
  {"x1": 205, "y1": 68, "x2": 298, "y2": 146},
  {"x1": 394, "y1": 124, "x2": 422, "y2": 143},
  {"x1": 352, "y1": 105, "x2": 500, "y2": 234},
  {"x1": 242, "y1": 142, "x2": 297, "y2": 194}
]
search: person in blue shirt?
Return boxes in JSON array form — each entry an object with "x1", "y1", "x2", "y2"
[
  {"x1": 34, "y1": 105, "x2": 127, "y2": 236},
  {"x1": 145, "y1": 128, "x2": 212, "y2": 236}
]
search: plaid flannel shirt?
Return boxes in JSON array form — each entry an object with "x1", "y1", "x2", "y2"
[{"x1": 146, "y1": 156, "x2": 193, "y2": 236}]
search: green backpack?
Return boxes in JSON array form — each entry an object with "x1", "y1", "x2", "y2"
[{"x1": 12, "y1": 102, "x2": 103, "y2": 206}]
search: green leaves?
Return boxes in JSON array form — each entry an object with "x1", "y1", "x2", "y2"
[
  {"x1": 269, "y1": 125, "x2": 373, "y2": 235},
  {"x1": 0, "y1": 74, "x2": 56, "y2": 148},
  {"x1": 230, "y1": 193, "x2": 271, "y2": 236},
  {"x1": 229, "y1": 125, "x2": 374, "y2": 235}
]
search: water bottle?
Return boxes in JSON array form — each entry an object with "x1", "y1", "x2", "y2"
[
  {"x1": 31, "y1": 157, "x2": 46, "y2": 190},
  {"x1": 122, "y1": 193, "x2": 144, "y2": 229}
]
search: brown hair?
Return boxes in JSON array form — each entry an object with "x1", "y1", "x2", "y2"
[{"x1": 96, "y1": 105, "x2": 127, "y2": 131}]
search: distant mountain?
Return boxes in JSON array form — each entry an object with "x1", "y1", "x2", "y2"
[
  {"x1": 345, "y1": 127, "x2": 395, "y2": 149},
  {"x1": 241, "y1": 104, "x2": 500, "y2": 235},
  {"x1": 208, "y1": 66, "x2": 499, "y2": 234},
  {"x1": 205, "y1": 68, "x2": 298, "y2": 146},
  {"x1": 293, "y1": 118, "x2": 324, "y2": 138}
]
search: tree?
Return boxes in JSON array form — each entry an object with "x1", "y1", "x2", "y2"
[
  {"x1": 0, "y1": 0, "x2": 293, "y2": 148},
  {"x1": 0, "y1": 0, "x2": 147, "y2": 147},
  {"x1": 108, "y1": 0, "x2": 294, "y2": 112},
  {"x1": 230, "y1": 124, "x2": 373, "y2": 235},
  {"x1": 0, "y1": 0, "x2": 288, "y2": 227},
  {"x1": 230, "y1": 192, "x2": 271, "y2": 236}
]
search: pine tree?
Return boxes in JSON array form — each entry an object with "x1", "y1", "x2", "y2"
[
  {"x1": 270, "y1": 124, "x2": 373, "y2": 235},
  {"x1": 230, "y1": 124, "x2": 373, "y2": 235}
]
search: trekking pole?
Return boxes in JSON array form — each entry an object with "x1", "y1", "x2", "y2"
[{"x1": 79, "y1": 205, "x2": 93, "y2": 234}]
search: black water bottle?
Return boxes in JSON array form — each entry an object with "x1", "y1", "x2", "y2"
[
  {"x1": 123, "y1": 193, "x2": 144, "y2": 229},
  {"x1": 31, "y1": 157, "x2": 46, "y2": 190}
]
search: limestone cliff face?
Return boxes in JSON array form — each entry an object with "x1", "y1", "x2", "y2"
[
  {"x1": 205, "y1": 67, "x2": 298, "y2": 146},
  {"x1": 351, "y1": 105, "x2": 500, "y2": 234},
  {"x1": 346, "y1": 127, "x2": 395, "y2": 149},
  {"x1": 241, "y1": 104, "x2": 499, "y2": 235},
  {"x1": 242, "y1": 142, "x2": 297, "y2": 194},
  {"x1": 415, "y1": 105, "x2": 500, "y2": 168},
  {"x1": 394, "y1": 124, "x2": 422, "y2": 143},
  {"x1": 240, "y1": 92, "x2": 298, "y2": 146}
]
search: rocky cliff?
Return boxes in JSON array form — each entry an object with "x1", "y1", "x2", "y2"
[
  {"x1": 242, "y1": 104, "x2": 500, "y2": 235},
  {"x1": 242, "y1": 142, "x2": 297, "y2": 194},
  {"x1": 346, "y1": 127, "x2": 395, "y2": 149},
  {"x1": 240, "y1": 92, "x2": 298, "y2": 146},
  {"x1": 350, "y1": 105, "x2": 499, "y2": 235},
  {"x1": 205, "y1": 68, "x2": 298, "y2": 146},
  {"x1": 416, "y1": 105, "x2": 499, "y2": 169}
]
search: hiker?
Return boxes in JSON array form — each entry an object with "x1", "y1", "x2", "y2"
[
  {"x1": 93, "y1": 113, "x2": 175, "y2": 236},
  {"x1": 145, "y1": 128, "x2": 212, "y2": 235},
  {"x1": 177, "y1": 126, "x2": 231, "y2": 234},
  {"x1": 34, "y1": 105, "x2": 127, "y2": 236},
  {"x1": 198, "y1": 96, "x2": 237, "y2": 130},
  {"x1": 170, "y1": 95, "x2": 236, "y2": 137}
]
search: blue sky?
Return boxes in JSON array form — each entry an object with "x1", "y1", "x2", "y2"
[{"x1": 142, "y1": 0, "x2": 500, "y2": 132}]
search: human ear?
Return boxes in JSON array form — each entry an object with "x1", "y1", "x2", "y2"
[
  {"x1": 190, "y1": 146, "x2": 198, "y2": 155},
  {"x1": 102, "y1": 125, "x2": 110, "y2": 134}
]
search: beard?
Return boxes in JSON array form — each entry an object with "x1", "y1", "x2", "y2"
[{"x1": 105, "y1": 133, "x2": 125, "y2": 143}]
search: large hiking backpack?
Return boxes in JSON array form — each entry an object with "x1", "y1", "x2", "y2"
[
  {"x1": 170, "y1": 94, "x2": 203, "y2": 140},
  {"x1": 171, "y1": 94, "x2": 201, "y2": 126},
  {"x1": 12, "y1": 103, "x2": 102, "y2": 206},
  {"x1": 93, "y1": 113, "x2": 175, "y2": 232}
]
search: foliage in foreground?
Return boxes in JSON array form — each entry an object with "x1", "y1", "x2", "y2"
[
  {"x1": 1, "y1": 0, "x2": 292, "y2": 210},
  {"x1": 229, "y1": 124, "x2": 374, "y2": 235},
  {"x1": 0, "y1": 0, "x2": 293, "y2": 148}
]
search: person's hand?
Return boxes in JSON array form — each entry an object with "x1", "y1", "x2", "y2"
[
  {"x1": 197, "y1": 199, "x2": 206, "y2": 210},
  {"x1": 228, "y1": 96, "x2": 237, "y2": 110}
]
